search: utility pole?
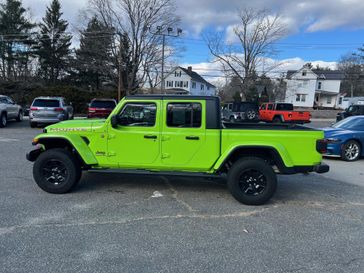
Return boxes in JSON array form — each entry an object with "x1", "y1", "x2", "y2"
[
  {"x1": 150, "y1": 26, "x2": 182, "y2": 93},
  {"x1": 117, "y1": 33, "x2": 124, "y2": 101}
]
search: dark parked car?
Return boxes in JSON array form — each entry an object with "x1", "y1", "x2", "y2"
[
  {"x1": 324, "y1": 116, "x2": 364, "y2": 161},
  {"x1": 222, "y1": 101, "x2": 259, "y2": 122},
  {"x1": 88, "y1": 98, "x2": 117, "y2": 118},
  {"x1": 336, "y1": 104, "x2": 364, "y2": 122}
]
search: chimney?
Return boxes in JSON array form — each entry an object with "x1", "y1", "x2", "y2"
[{"x1": 187, "y1": 66, "x2": 192, "y2": 73}]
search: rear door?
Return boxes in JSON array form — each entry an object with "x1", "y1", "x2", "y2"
[
  {"x1": 5, "y1": 97, "x2": 18, "y2": 118},
  {"x1": 161, "y1": 100, "x2": 218, "y2": 171}
]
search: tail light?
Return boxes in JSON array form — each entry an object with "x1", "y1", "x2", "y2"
[
  {"x1": 54, "y1": 107, "x2": 64, "y2": 112},
  {"x1": 316, "y1": 139, "x2": 328, "y2": 154},
  {"x1": 30, "y1": 107, "x2": 38, "y2": 111},
  {"x1": 89, "y1": 107, "x2": 96, "y2": 113}
]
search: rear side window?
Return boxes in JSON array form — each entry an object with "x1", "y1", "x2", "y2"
[
  {"x1": 267, "y1": 104, "x2": 274, "y2": 110},
  {"x1": 276, "y1": 103, "x2": 293, "y2": 111},
  {"x1": 118, "y1": 103, "x2": 156, "y2": 127},
  {"x1": 91, "y1": 100, "x2": 116, "y2": 109},
  {"x1": 167, "y1": 103, "x2": 202, "y2": 128},
  {"x1": 32, "y1": 99, "x2": 60, "y2": 107}
]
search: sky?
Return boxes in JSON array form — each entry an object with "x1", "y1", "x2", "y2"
[{"x1": 22, "y1": 0, "x2": 364, "y2": 81}]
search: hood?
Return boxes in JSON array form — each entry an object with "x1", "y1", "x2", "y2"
[
  {"x1": 46, "y1": 119, "x2": 106, "y2": 132},
  {"x1": 323, "y1": 127, "x2": 353, "y2": 138}
]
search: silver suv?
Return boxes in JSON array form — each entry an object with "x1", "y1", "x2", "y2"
[
  {"x1": 0, "y1": 95, "x2": 23, "y2": 128},
  {"x1": 29, "y1": 97, "x2": 74, "y2": 127}
]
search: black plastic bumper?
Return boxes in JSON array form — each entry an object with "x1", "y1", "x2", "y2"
[
  {"x1": 313, "y1": 163, "x2": 330, "y2": 173},
  {"x1": 26, "y1": 148, "x2": 43, "y2": 162}
]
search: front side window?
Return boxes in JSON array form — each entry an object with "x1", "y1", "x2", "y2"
[
  {"x1": 267, "y1": 104, "x2": 274, "y2": 110},
  {"x1": 167, "y1": 103, "x2": 202, "y2": 128},
  {"x1": 118, "y1": 103, "x2": 156, "y2": 127}
]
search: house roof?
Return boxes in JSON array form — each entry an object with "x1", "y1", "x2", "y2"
[
  {"x1": 178, "y1": 66, "x2": 216, "y2": 88},
  {"x1": 286, "y1": 69, "x2": 345, "y2": 80}
]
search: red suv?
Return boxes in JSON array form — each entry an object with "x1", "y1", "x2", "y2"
[{"x1": 88, "y1": 99, "x2": 117, "y2": 118}]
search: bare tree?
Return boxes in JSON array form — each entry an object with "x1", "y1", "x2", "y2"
[
  {"x1": 88, "y1": 0, "x2": 179, "y2": 96},
  {"x1": 206, "y1": 8, "x2": 286, "y2": 98},
  {"x1": 338, "y1": 53, "x2": 364, "y2": 97}
]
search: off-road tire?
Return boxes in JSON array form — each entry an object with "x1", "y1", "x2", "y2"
[
  {"x1": 272, "y1": 116, "x2": 282, "y2": 123},
  {"x1": 227, "y1": 157, "x2": 277, "y2": 205},
  {"x1": 33, "y1": 148, "x2": 81, "y2": 194}
]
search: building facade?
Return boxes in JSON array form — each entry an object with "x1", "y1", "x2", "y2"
[
  {"x1": 163, "y1": 66, "x2": 216, "y2": 96},
  {"x1": 285, "y1": 66, "x2": 344, "y2": 109}
]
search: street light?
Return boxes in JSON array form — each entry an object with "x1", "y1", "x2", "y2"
[{"x1": 150, "y1": 26, "x2": 182, "y2": 93}]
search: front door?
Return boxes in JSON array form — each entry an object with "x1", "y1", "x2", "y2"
[{"x1": 107, "y1": 101, "x2": 161, "y2": 168}]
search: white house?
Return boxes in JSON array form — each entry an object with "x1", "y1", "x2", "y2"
[
  {"x1": 163, "y1": 66, "x2": 216, "y2": 96},
  {"x1": 285, "y1": 65, "x2": 345, "y2": 109}
]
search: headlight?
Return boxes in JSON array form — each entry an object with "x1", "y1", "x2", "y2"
[{"x1": 326, "y1": 138, "x2": 341, "y2": 143}]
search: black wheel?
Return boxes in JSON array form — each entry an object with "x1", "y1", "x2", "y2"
[
  {"x1": 341, "y1": 140, "x2": 361, "y2": 161},
  {"x1": 272, "y1": 116, "x2": 282, "y2": 123},
  {"x1": 227, "y1": 157, "x2": 277, "y2": 205},
  {"x1": 246, "y1": 109, "x2": 257, "y2": 120},
  {"x1": 30, "y1": 122, "x2": 37, "y2": 128},
  {"x1": 0, "y1": 112, "x2": 7, "y2": 128},
  {"x1": 33, "y1": 148, "x2": 81, "y2": 193},
  {"x1": 16, "y1": 110, "x2": 23, "y2": 122}
]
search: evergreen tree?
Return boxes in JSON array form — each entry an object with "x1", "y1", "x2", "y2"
[
  {"x1": 76, "y1": 16, "x2": 114, "y2": 89},
  {"x1": 0, "y1": 0, "x2": 34, "y2": 80},
  {"x1": 35, "y1": 0, "x2": 72, "y2": 84}
]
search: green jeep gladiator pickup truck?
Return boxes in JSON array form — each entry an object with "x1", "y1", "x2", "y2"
[{"x1": 27, "y1": 95, "x2": 329, "y2": 205}]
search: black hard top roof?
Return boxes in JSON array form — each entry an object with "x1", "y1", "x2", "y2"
[{"x1": 125, "y1": 95, "x2": 220, "y2": 101}]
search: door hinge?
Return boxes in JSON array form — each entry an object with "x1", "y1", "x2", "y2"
[
  {"x1": 107, "y1": 151, "x2": 116, "y2": 157},
  {"x1": 161, "y1": 136, "x2": 171, "y2": 141},
  {"x1": 108, "y1": 134, "x2": 116, "y2": 140},
  {"x1": 161, "y1": 153, "x2": 170, "y2": 159}
]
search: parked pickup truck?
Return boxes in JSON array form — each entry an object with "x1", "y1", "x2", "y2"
[
  {"x1": 260, "y1": 102, "x2": 311, "y2": 124},
  {"x1": 27, "y1": 96, "x2": 328, "y2": 205}
]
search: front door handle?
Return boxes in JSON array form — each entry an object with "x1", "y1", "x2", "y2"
[
  {"x1": 186, "y1": 136, "x2": 199, "y2": 140},
  {"x1": 144, "y1": 135, "x2": 157, "y2": 139}
]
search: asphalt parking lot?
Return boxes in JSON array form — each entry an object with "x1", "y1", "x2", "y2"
[{"x1": 1, "y1": 119, "x2": 364, "y2": 273}]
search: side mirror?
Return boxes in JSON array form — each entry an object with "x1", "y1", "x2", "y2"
[{"x1": 111, "y1": 115, "x2": 119, "y2": 128}]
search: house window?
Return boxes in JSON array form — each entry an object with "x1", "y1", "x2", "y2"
[
  {"x1": 339, "y1": 97, "x2": 343, "y2": 105},
  {"x1": 296, "y1": 94, "x2": 307, "y2": 102},
  {"x1": 302, "y1": 71, "x2": 307, "y2": 76},
  {"x1": 174, "y1": 70, "x2": 182, "y2": 77},
  {"x1": 201, "y1": 84, "x2": 204, "y2": 90},
  {"x1": 183, "y1": 81, "x2": 189, "y2": 88},
  {"x1": 318, "y1": 82, "x2": 322, "y2": 90},
  {"x1": 207, "y1": 86, "x2": 210, "y2": 91},
  {"x1": 166, "y1": 81, "x2": 173, "y2": 87},
  {"x1": 192, "y1": 82, "x2": 196, "y2": 89},
  {"x1": 327, "y1": 96, "x2": 332, "y2": 104}
]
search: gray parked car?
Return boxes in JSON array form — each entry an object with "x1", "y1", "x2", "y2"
[
  {"x1": 0, "y1": 95, "x2": 23, "y2": 128},
  {"x1": 29, "y1": 97, "x2": 74, "y2": 128}
]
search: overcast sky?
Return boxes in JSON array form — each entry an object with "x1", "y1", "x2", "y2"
[{"x1": 21, "y1": 0, "x2": 364, "y2": 79}]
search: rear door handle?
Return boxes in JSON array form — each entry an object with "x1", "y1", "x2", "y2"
[
  {"x1": 186, "y1": 136, "x2": 199, "y2": 140},
  {"x1": 144, "y1": 135, "x2": 157, "y2": 139}
]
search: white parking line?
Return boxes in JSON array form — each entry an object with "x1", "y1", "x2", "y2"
[{"x1": 0, "y1": 137, "x2": 19, "y2": 142}]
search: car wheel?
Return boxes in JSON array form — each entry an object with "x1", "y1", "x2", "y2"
[
  {"x1": 0, "y1": 112, "x2": 7, "y2": 128},
  {"x1": 16, "y1": 110, "x2": 23, "y2": 122},
  {"x1": 227, "y1": 157, "x2": 277, "y2": 205},
  {"x1": 341, "y1": 140, "x2": 361, "y2": 161},
  {"x1": 33, "y1": 148, "x2": 82, "y2": 194},
  {"x1": 30, "y1": 122, "x2": 37, "y2": 128},
  {"x1": 273, "y1": 116, "x2": 282, "y2": 123},
  {"x1": 246, "y1": 109, "x2": 257, "y2": 120}
]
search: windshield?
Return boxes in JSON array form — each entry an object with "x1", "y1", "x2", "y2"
[
  {"x1": 333, "y1": 117, "x2": 364, "y2": 130},
  {"x1": 90, "y1": 100, "x2": 116, "y2": 108},
  {"x1": 32, "y1": 99, "x2": 60, "y2": 107}
]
